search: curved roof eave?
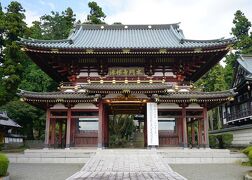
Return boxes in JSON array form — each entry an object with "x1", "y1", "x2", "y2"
[{"x1": 18, "y1": 23, "x2": 234, "y2": 51}]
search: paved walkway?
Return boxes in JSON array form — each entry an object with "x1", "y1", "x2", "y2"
[{"x1": 67, "y1": 149, "x2": 187, "y2": 180}]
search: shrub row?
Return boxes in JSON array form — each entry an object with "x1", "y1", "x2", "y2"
[
  {"x1": 242, "y1": 146, "x2": 252, "y2": 166},
  {"x1": 209, "y1": 133, "x2": 233, "y2": 149},
  {"x1": 0, "y1": 153, "x2": 9, "y2": 177}
]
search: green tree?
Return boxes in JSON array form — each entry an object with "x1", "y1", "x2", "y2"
[
  {"x1": 224, "y1": 53, "x2": 238, "y2": 88},
  {"x1": 195, "y1": 63, "x2": 227, "y2": 130},
  {"x1": 223, "y1": 11, "x2": 252, "y2": 89},
  {"x1": 0, "y1": 3, "x2": 4, "y2": 64},
  {"x1": 0, "y1": 1, "x2": 27, "y2": 105},
  {"x1": 109, "y1": 114, "x2": 135, "y2": 147},
  {"x1": 87, "y1": 1, "x2": 106, "y2": 24},
  {"x1": 231, "y1": 10, "x2": 252, "y2": 54},
  {"x1": 39, "y1": 7, "x2": 76, "y2": 39},
  {"x1": 0, "y1": 100, "x2": 46, "y2": 139},
  {"x1": 195, "y1": 63, "x2": 227, "y2": 92},
  {"x1": 28, "y1": 21, "x2": 43, "y2": 39}
]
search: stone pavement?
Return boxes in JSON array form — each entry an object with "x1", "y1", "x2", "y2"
[{"x1": 67, "y1": 149, "x2": 187, "y2": 180}]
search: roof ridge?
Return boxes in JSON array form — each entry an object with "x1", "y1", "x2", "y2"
[
  {"x1": 181, "y1": 37, "x2": 235, "y2": 43},
  {"x1": 19, "y1": 37, "x2": 71, "y2": 43},
  {"x1": 74, "y1": 23, "x2": 181, "y2": 30}
]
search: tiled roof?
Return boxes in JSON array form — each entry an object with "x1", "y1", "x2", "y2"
[
  {"x1": 158, "y1": 90, "x2": 235, "y2": 100},
  {"x1": 79, "y1": 83, "x2": 171, "y2": 90},
  {"x1": 18, "y1": 90, "x2": 98, "y2": 100},
  {"x1": 0, "y1": 112, "x2": 21, "y2": 128},
  {"x1": 158, "y1": 90, "x2": 235, "y2": 99},
  {"x1": 19, "y1": 23, "x2": 234, "y2": 50},
  {"x1": 237, "y1": 54, "x2": 252, "y2": 74}
]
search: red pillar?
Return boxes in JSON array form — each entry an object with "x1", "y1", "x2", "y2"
[
  {"x1": 66, "y1": 108, "x2": 71, "y2": 148},
  {"x1": 182, "y1": 105, "x2": 188, "y2": 148},
  {"x1": 51, "y1": 118, "x2": 56, "y2": 147},
  {"x1": 44, "y1": 109, "x2": 50, "y2": 148},
  {"x1": 203, "y1": 107, "x2": 209, "y2": 148},
  {"x1": 59, "y1": 120, "x2": 63, "y2": 147},
  {"x1": 103, "y1": 105, "x2": 109, "y2": 147},
  {"x1": 198, "y1": 119, "x2": 203, "y2": 147},
  {"x1": 177, "y1": 118, "x2": 183, "y2": 146},
  {"x1": 98, "y1": 101, "x2": 104, "y2": 148},
  {"x1": 191, "y1": 121, "x2": 195, "y2": 147}
]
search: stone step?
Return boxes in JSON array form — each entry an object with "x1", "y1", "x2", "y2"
[
  {"x1": 158, "y1": 149, "x2": 248, "y2": 164},
  {"x1": 8, "y1": 149, "x2": 96, "y2": 164},
  {"x1": 7, "y1": 148, "x2": 248, "y2": 164}
]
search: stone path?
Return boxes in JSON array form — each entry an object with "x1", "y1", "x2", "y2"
[{"x1": 67, "y1": 149, "x2": 187, "y2": 180}]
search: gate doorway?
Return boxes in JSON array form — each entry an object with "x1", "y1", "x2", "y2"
[{"x1": 106, "y1": 102, "x2": 147, "y2": 148}]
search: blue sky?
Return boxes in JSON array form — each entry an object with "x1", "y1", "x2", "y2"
[{"x1": 1, "y1": 0, "x2": 252, "y2": 39}]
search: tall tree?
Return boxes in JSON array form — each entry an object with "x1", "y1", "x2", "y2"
[
  {"x1": 0, "y1": 3, "x2": 4, "y2": 64},
  {"x1": 223, "y1": 11, "x2": 252, "y2": 88},
  {"x1": 195, "y1": 63, "x2": 227, "y2": 92},
  {"x1": 0, "y1": 1, "x2": 27, "y2": 105},
  {"x1": 39, "y1": 7, "x2": 76, "y2": 39},
  {"x1": 231, "y1": 10, "x2": 252, "y2": 54},
  {"x1": 87, "y1": 1, "x2": 106, "y2": 24}
]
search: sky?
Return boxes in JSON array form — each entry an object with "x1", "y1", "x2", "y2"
[{"x1": 1, "y1": 0, "x2": 252, "y2": 40}]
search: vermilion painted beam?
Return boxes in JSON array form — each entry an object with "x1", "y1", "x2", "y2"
[
  {"x1": 66, "y1": 107, "x2": 71, "y2": 148},
  {"x1": 44, "y1": 109, "x2": 50, "y2": 148},
  {"x1": 182, "y1": 106, "x2": 188, "y2": 148},
  {"x1": 59, "y1": 120, "x2": 62, "y2": 146},
  {"x1": 98, "y1": 101, "x2": 104, "y2": 148},
  {"x1": 198, "y1": 119, "x2": 203, "y2": 147},
  {"x1": 203, "y1": 107, "x2": 209, "y2": 148},
  {"x1": 191, "y1": 122, "x2": 195, "y2": 146},
  {"x1": 51, "y1": 118, "x2": 56, "y2": 147}
]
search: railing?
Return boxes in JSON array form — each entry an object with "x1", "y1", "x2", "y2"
[{"x1": 226, "y1": 108, "x2": 252, "y2": 122}]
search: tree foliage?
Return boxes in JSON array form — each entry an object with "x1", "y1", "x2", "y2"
[
  {"x1": 87, "y1": 1, "x2": 106, "y2": 24},
  {"x1": 195, "y1": 10, "x2": 252, "y2": 130},
  {"x1": 0, "y1": 2, "x2": 78, "y2": 139},
  {"x1": 0, "y1": 1, "x2": 27, "y2": 105}
]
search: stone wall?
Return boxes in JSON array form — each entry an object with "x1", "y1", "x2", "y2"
[{"x1": 231, "y1": 128, "x2": 252, "y2": 147}]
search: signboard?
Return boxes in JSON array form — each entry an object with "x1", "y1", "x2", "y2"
[
  {"x1": 108, "y1": 67, "x2": 144, "y2": 76},
  {"x1": 147, "y1": 102, "x2": 159, "y2": 146}
]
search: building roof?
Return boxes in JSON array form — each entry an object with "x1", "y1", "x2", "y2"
[
  {"x1": 232, "y1": 54, "x2": 252, "y2": 88},
  {"x1": 159, "y1": 90, "x2": 235, "y2": 99},
  {"x1": 18, "y1": 90, "x2": 99, "y2": 101},
  {"x1": 19, "y1": 23, "x2": 234, "y2": 50},
  {"x1": 237, "y1": 54, "x2": 252, "y2": 74},
  {"x1": 0, "y1": 112, "x2": 21, "y2": 128},
  {"x1": 18, "y1": 87, "x2": 235, "y2": 109},
  {"x1": 156, "y1": 90, "x2": 235, "y2": 108},
  {"x1": 78, "y1": 83, "x2": 171, "y2": 91}
]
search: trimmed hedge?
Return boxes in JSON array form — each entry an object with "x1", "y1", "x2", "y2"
[
  {"x1": 0, "y1": 153, "x2": 9, "y2": 177},
  {"x1": 242, "y1": 146, "x2": 252, "y2": 166},
  {"x1": 209, "y1": 133, "x2": 233, "y2": 149},
  {"x1": 209, "y1": 134, "x2": 218, "y2": 148}
]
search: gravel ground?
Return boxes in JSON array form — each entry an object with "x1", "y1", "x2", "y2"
[
  {"x1": 171, "y1": 164, "x2": 252, "y2": 180},
  {"x1": 9, "y1": 163, "x2": 83, "y2": 180},
  {"x1": 9, "y1": 163, "x2": 252, "y2": 180}
]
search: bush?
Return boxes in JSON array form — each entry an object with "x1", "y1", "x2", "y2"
[
  {"x1": 0, "y1": 143, "x2": 4, "y2": 151},
  {"x1": 209, "y1": 134, "x2": 218, "y2": 148},
  {"x1": 209, "y1": 133, "x2": 233, "y2": 149},
  {"x1": 0, "y1": 153, "x2": 9, "y2": 177},
  {"x1": 242, "y1": 146, "x2": 252, "y2": 166},
  {"x1": 218, "y1": 133, "x2": 233, "y2": 148},
  {"x1": 109, "y1": 135, "x2": 128, "y2": 148}
]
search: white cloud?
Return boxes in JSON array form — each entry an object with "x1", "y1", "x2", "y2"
[
  {"x1": 22, "y1": 0, "x2": 252, "y2": 39},
  {"x1": 47, "y1": 2, "x2": 55, "y2": 10},
  {"x1": 39, "y1": 0, "x2": 55, "y2": 10},
  {"x1": 103, "y1": 0, "x2": 252, "y2": 39},
  {"x1": 25, "y1": 10, "x2": 40, "y2": 27}
]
